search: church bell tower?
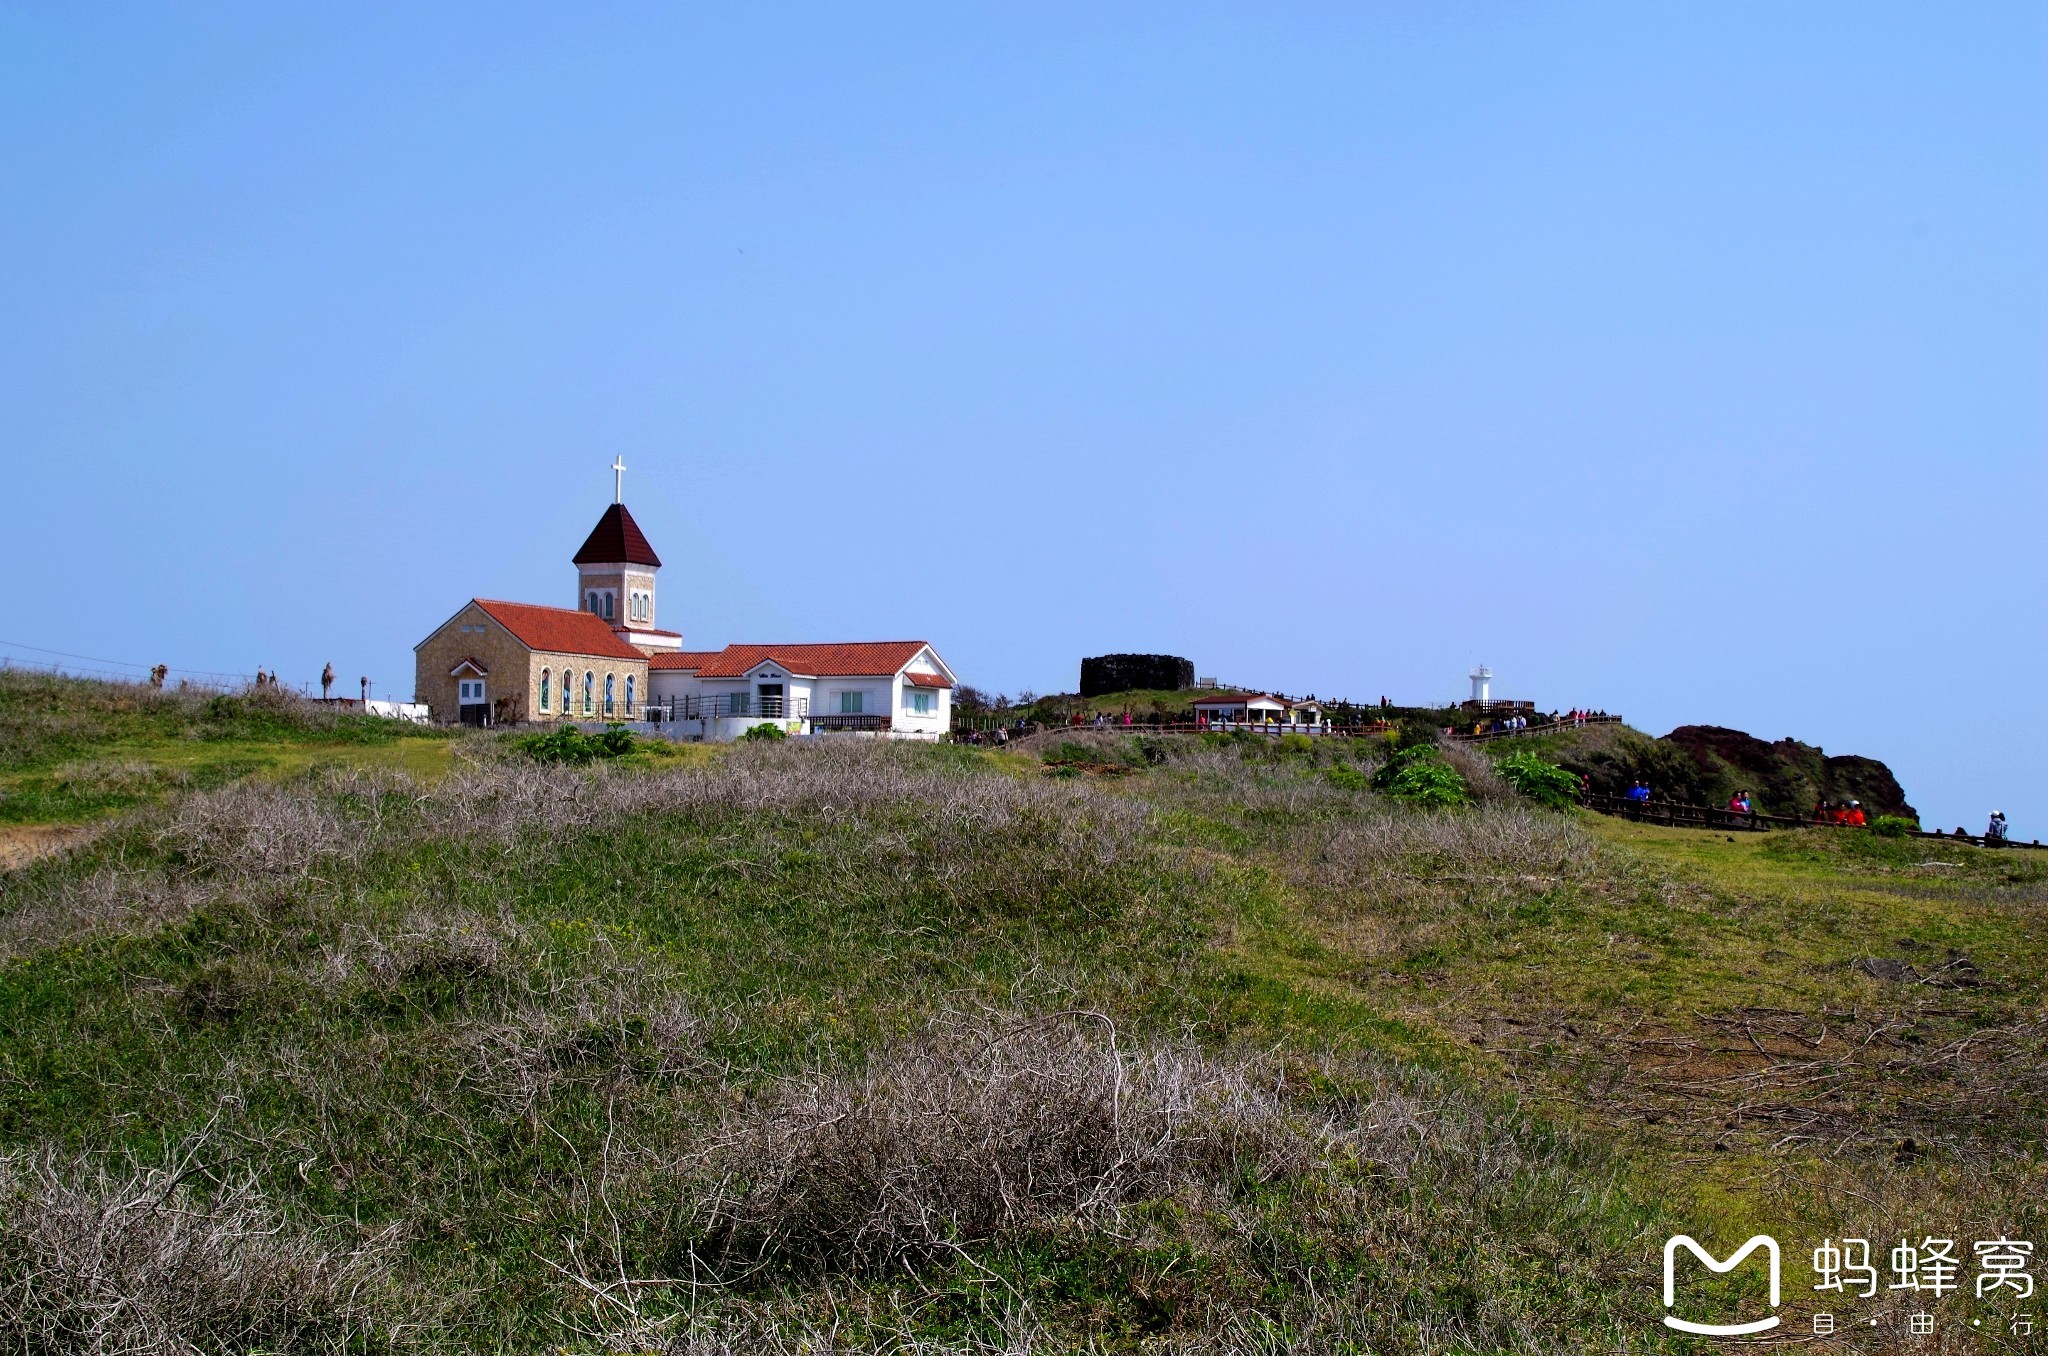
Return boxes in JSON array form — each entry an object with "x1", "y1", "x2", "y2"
[{"x1": 572, "y1": 458, "x2": 680, "y2": 654}]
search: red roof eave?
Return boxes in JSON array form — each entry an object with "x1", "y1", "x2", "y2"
[{"x1": 471, "y1": 599, "x2": 647, "y2": 661}]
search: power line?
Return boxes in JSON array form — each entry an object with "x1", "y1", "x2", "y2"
[{"x1": 0, "y1": 637, "x2": 252, "y2": 683}]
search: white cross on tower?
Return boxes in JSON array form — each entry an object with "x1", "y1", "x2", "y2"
[{"x1": 612, "y1": 456, "x2": 626, "y2": 504}]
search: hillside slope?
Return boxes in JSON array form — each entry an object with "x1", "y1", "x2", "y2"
[{"x1": 0, "y1": 697, "x2": 2039, "y2": 1351}]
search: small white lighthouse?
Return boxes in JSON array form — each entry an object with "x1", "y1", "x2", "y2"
[{"x1": 1468, "y1": 665, "x2": 1493, "y2": 706}]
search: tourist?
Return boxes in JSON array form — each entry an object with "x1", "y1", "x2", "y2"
[
  {"x1": 1813, "y1": 799, "x2": 1832, "y2": 823},
  {"x1": 1842, "y1": 800, "x2": 1866, "y2": 827},
  {"x1": 1627, "y1": 780, "x2": 1652, "y2": 803},
  {"x1": 1987, "y1": 811, "x2": 2008, "y2": 843}
]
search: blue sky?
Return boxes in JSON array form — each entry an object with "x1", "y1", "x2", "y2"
[{"x1": 1, "y1": 4, "x2": 2041, "y2": 833}]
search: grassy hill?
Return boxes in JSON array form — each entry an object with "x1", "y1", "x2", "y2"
[{"x1": 1, "y1": 681, "x2": 2043, "y2": 1352}]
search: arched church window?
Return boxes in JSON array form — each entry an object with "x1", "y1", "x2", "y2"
[
  {"x1": 604, "y1": 673, "x2": 616, "y2": 715},
  {"x1": 625, "y1": 675, "x2": 635, "y2": 713},
  {"x1": 539, "y1": 668, "x2": 551, "y2": 712},
  {"x1": 583, "y1": 671, "x2": 594, "y2": 715}
]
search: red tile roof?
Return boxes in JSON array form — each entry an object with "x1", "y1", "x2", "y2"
[
  {"x1": 448, "y1": 657, "x2": 488, "y2": 676},
  {"x1": 656, "y1": 641, "x2": 932, "y2": 679},
  {"x1": 471, "y1": 600, "x2": 647, "y2": 660},
  {"x1": 648, "y1": 651, "x2": 726, "y2": 671},
  {"x1": 572, "y1": 503, "x2": 662, "y2": 567},
  {"x1": 904, "y1": 671, "x2": 953, "y2": 688}
]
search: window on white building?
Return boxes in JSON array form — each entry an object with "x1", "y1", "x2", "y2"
[
  {"x1": 839, "y1": 691, "x2": 863, "y2": 714},
  {"x1": 908, "y1": 689, "x2": 936, "y2": 715}
]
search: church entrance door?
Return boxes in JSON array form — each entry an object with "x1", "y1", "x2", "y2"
[{"x1": 458, "y1": 677, "x2": 489, "y2": 727}]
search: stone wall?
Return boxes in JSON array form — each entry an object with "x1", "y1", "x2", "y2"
[{"x1": 1079, "y1": 653, "x2": 1193, "y2": 698}]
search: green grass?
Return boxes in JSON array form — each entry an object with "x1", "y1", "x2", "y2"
[
  {"x1": 0, "y1": 669, "x2": 455, "y2": 825},
  {"x1": 1, "y1": 700, "x2": 2042, "y2": 1351}
]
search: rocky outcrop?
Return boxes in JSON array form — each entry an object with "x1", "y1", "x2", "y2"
[
  {"x1": 1541, "y1": 722, "x2": 1915, "y2": 821},
  {"x1": 1660, "y1": 726, "x2": 1914, "y2": 821}
]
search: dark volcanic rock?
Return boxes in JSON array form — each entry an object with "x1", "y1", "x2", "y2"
[
  {"x1": 1079, "y1": 654, "x2": 1194, "y2": 698},
  {"x1": 1661, "y1": 725, "x2": 1915, "y2": 821},
  {"x1": 1854, "y1": 956, "x2": 1920, "y2": 983}
]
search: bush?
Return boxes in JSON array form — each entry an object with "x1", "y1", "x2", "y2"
[
  {"x1": 1371, "y1": 746, "x2": 1471, "y2": 808},
  {"x1": 1494, "y1": 752, "x2": 1581, "y2": 809},
  {"x1": 518, "y1": 724, "x2": 635, "y2": 764},
  {"x1": 696, "y1": 1015, "x2": 1323, "y2": 1272},
  {"x1": 739, "y1": 722, "x2": 789, "y2": 742},
  {"x1": 1326, "y1": 764, "x2": 1369, "y2": 792},
  {"x1": 0, "y1": 1149, "x2": 413, "y2": 1353},
  {"x1": 1870, "y1": 815, "x2": 1917, "y2": 838},
  {"x1": 1279, "y1": 733, "x2": 1314, "y2": 759}
]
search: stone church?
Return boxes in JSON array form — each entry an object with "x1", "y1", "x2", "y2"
[{"x1": 414, "y1": 479, "x2": 954, "y2": 738}]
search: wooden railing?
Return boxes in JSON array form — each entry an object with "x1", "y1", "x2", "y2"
[
  {"x1": 1584, "y1": 793, "x2": 2041, "y2": 849},
  {"x1": 1451, "y1": 715, "x2": 1622, "y2": 743}
]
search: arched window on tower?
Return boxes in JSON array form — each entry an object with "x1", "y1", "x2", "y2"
[{"x1": 539, "y1": 668, "x2": 551, "y2": 713}]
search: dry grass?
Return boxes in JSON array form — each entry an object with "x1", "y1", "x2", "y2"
[
  {"x1": 576, "y1": 1013, "x2": 1661, "y2": 1352},
  {"x1": 156, "y1": 780, "x2": 358, "y2": 881},
  {"x1": 0, "y1": 1146, "x2": 418, "y2": 1355},
  {"x1": 692, "y1": 1013, "x2": 1326, "y2": 1273},
  {"x1": 0, "y1": 865, "x2": 211, "y2": 964}
]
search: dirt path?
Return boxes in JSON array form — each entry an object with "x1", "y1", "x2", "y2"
[{"x1": 0, "y1": 824, "x2": 91, "y2": 872}]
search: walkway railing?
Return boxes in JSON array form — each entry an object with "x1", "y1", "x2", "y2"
[
  {"x1": 1451, "y1": 715, "x2": 1622, "y2": 743},
  {"x1": 1584, "y1": 792, "x2": 2041, "y2": 849},
  {"x1": 643, "y1": 694, "x2": 809, "y2": 722},
  {"x1": 812, "y1": 713, "x2": 892, "y2": 733}
]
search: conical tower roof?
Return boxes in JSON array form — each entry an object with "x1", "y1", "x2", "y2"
[{"x1": 573, "y1": 503, "x2": 662, "y2": 567}]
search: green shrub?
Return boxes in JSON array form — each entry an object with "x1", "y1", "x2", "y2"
[
  {"x1": 1325, "y1": 764, "x2": 1369, "y2": 792},
  {"x1": 1495, "y1": 752, "x2": 1581, "y2": 809},
  {"x1": 1123, "y1": 735, "x2": 1171, "y2": 766},
  {"x1": 1371, "y1": 745, "x2": 1471, "y2": 808},
  {"x1": 1870, "y1": 815, "x2": 1916, "y2": 838},
  {"x1": 1279, "y1": 733, "x2": 1314, "y2": 759},
  {"x1": 518, "y1": 724, "x2": 636, "y2": 764},
  {"x1": 740, "y1": 722, "x2": 789, "y2": 742}
]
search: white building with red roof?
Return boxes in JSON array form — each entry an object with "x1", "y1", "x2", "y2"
[
  {"x1": 414, "y1": 473, "x2": 955, "y2": 738},
  {"x1": 1187, "y1": 692, "x2": 1326, "y2": 730},
  {"x1": 648, "y1": 640, "x2": 956, "y2": 740}
]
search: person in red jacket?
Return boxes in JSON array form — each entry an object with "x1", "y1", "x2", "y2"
[{"x1": 1843, "y1": 800, "x2": 1866, "y2": 827}]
